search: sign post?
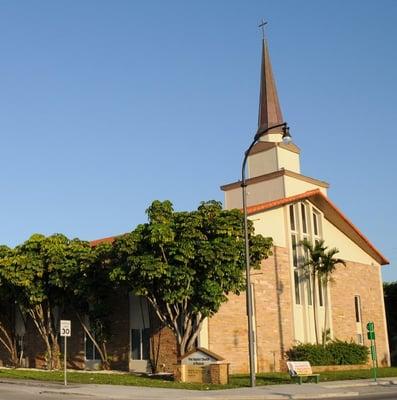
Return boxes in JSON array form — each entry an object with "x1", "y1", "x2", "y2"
[
  {"x1": 366, "y1": 321, "x2": 376, "y2": 382},
  {"x1": 60, "y1": 320, "x2": 71, "y2": 386}
]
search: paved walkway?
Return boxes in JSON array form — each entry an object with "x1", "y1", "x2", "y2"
[{"x1": 1, "y1": 377, "x2": 397, "y2": 399}]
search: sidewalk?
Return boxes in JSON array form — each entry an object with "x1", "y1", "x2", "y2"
[{"x1": 1, "y1": 376, "x2": 397, "y2": 399}]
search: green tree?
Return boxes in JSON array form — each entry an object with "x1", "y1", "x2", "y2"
[
  {"x1": 111, "y1": 200, "x2": 272, "y2": 357},
  {"x1": 70, "y1": 242, "x2": 114, "y2": 370},
  {"x1": 0, "y1": 234, "x2": 93, "y2": 370},
  {"x1": 301, "y1": 239, "x2": 345, "y2": 345},
  {"x1": 0, "y1": 245, "x2": 25, "y2": 367},
  {"x1": 301, "y1": 239, "x2": 326, "y2": 345}
]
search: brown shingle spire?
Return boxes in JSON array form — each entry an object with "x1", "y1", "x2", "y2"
[{"x1": 257, "y1": 39, "x2": 284, "y2": 134}]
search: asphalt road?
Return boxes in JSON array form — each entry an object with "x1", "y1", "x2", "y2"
[{"x1": 1, "y1": 381, "x2": 397, "y2": 400}]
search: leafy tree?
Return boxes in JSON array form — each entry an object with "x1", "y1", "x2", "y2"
[
  {"x1": 317, "y1": 247, "x2": 345, "y2": 346},
  {"x1": 301, "y1": 239, "x2": 326, "y2": 344},
  {"x1": 0, "y1": 234, "x2": 93, "y2": 370},
  {"x1": 0, "y1": 245, "x2": 25, "y2": 367},
  {"x1": 70, "y1": 242, "x2": 115, "y2": 370},
  {"x1": 111, "y1": 200, "x2": 272, "y2": 357}
]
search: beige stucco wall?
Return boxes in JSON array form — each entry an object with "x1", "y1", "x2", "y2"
[
  {"x1": 248, "y1": 147, "x2": 300, "y2": 178},
  {"x1": 260, "y1": 133, "x2": 283, "y2": 142},
  {"x1": 276, "y1": 147, "x2": 300, "y2": 174},
  {"x1": 284, "y1": 175, "x2": 328, "y2": 197},
  {"x1": 198, "y1": 318, "x2": 209, "y2": 349},
  {"x1": 322, "y1": 218, "x2": 379, "y2": 266},
  {"x1": 224, "y1": 177, "x2": 285, "y2": 210},
  {"x1": 252, "y1": 208, "x2": 287, "y2": 248},
  {"x1": 248, "y1": 148, "x2": 278, "y2": 178}
]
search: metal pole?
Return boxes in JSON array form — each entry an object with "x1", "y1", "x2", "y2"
[
  {"x1": 241, "y1": 122, "x2": 288, "y2": 388},
  {"x1": 64, "y1": 336, "x2": 67, "y2": 386},
  {"x1": 242, "y1": 174, "x2": 256, "y2": 387}
]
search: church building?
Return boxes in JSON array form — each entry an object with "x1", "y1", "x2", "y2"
[
  {"x1": 0, "y1": 38, "x2": 390, "y2": 375},
  {"x1": 204, "y1": 38, "x2": 390, "y2": 373}
]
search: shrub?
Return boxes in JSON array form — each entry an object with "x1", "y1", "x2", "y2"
[{"x1": 286, "y1": 340, "x2": 369, "y2": 365}]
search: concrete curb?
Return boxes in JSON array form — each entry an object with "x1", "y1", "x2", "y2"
[
  {"x1": 0, "y1": 378, "x2": 79, "y2": 389},
  {"x1": 291, "y1": 392, "x2": 359, "y2": 399},
  {"x1": 39, "y1": 390, "x2": 94, "y2": 398},
  {"x1": 323, "y1": 379, "x2": 397, "y2": 388}
]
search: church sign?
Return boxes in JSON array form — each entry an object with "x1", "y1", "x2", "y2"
[
  {"x1": 181, "y1": 348, "x2": 222, "y2": 366},
  {"x1": 175, "y1": 348, "x2": 229, "y2": 384}
]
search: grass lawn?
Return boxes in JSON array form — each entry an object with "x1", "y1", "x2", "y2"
[{"x1": 0, "y1": 367, "x2": 397, "y2": 390}]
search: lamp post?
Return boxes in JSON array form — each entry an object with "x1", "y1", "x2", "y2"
[{"x1": 241, "y1": 122, "x2": 291, "y2": 388}]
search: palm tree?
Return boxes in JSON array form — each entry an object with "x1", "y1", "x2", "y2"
[
  {"x1": 317, "y1": 248, "x2": 346, "y2": 346},
  {"x1": 301, "y1": 239, "x2": 326, "y2": 345}
]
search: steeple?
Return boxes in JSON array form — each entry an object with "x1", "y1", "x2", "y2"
[{"x1": 257, "y1": 39, "x2": 284, "y2": 136}]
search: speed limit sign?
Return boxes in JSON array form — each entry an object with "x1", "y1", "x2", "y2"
[{"x1": 60, "y1": 320, "x2": 71, "y2": 337}]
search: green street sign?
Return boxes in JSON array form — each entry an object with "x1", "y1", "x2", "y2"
[
  {"x1": 367, "y1": 331, "x2": 375, "y2": 340},
  {"x1": 367, "y1": 322, "x2": 375, "y2": 332}
]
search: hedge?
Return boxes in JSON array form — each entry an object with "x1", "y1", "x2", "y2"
[{"x1": 286, "y1": 340, "x2": 369, "y2": 365}]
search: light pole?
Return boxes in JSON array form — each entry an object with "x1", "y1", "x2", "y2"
[{"x1": 241, "y1": 122, "x2": 291, "y2": 388}]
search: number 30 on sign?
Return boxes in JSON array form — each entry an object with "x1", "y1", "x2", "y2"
[{"x1": 60, "y1": 320, "x2": 71, "y2": 337}]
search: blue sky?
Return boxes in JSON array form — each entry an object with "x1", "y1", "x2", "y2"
[{"x1": 0, "y1": 1, "x2": 396, "y2": 281}]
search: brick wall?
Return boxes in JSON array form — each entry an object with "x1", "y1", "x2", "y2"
[
  {"x1": 208, "y1": 246, "x2": 294, "y2": 373},
  {"x1": 330, "y1": 261, "x2": 390, "y2": 366},
  {"x1": 149, "y1": 312, "x2": 178, "y2": 373},
  {"x1": 0, "y1": 290, "x2": 178, "y2": 372}
]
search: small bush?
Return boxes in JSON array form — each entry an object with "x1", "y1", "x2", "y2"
[{"x1": 286, "y1": 340, "x2": 369, "y2": 365}]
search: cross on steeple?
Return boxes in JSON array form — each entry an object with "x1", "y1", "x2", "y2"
[{"x1": 258, "y1": 19, "x2": 268, "y2": 40}]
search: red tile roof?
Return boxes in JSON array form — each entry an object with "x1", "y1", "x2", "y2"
[
  {"x1": 246, "y1": 189, "x2": 320, "y2": 215},
  {"x1": 90, "y1": 235, "x2": 117, "y2": 247},
  {"x1": 89, "y1": 189, "x2": 389, "y2": 266}
]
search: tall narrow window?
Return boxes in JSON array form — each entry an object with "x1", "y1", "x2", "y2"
[
  {"x1": 301, "y1": 204, "x2": 308, "y2": 234},
  {"x1": 307, "y1": 275, "x2": 312, "y2": 306},
  {"x1": 289, "y1": 205, "x2": 296, "y2": 231},
  {"x1": 291, "y1": 234, "x2": 298, "y2": 268},
  {"x1": 291, "y1": 234, "x2": 300, "y2": 304},
  {"x1": 354, "y1": 296, "x2": 362, "y2": 323},
  {"x1": 313, "y1": 212, "x2": 319, "y2": 236},
  {"x1": 294, "y1": 270, "x2": 301, "y2": 305}
]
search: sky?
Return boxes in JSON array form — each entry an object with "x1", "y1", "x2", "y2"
[{"x1": 0, "y1": 1, "x2": 396, "y2": 281}]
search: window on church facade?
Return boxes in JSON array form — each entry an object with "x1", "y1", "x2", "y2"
[
  {"x1": 289, "y1": 205, "x2": 296, "y2": 231},
  {"x1": 289, "y1": 202, "x2": 324, "y2": 308},
  {"x1": 301, "y1": 203, "x2": 308, "y2": 234},
  {"x1": 354, "y1": 295, "x2": 362, "y2": 323},
  {"x1": 290, "y1": 205, "x2": 301, "y2": 304},
  {"x1": 313, "y1": 213, "x2": 318, "y2": 236}
]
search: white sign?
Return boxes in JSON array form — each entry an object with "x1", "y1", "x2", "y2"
[
  {"x1": 60, "y1": 320, "x2": 71, "y2": 337},
  {"x1": 180, "y1": 348, "x2": 223, "y2": 366}
]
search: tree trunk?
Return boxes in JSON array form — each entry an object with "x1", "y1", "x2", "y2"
[
  {"x1": 312, "y1": 271, "x2": 319, "y2": 344},
  {"x1": 322, "y1": 279, "x2": 329, "y2": 347},
  {"x1": 0, "y1": 323, "x2": 19, "y2": 367},
  {"x1": 76, "y1": 313, "x2": 110, "y2": 370},
  {"x1": 28, "y1": 304, "x2": 61, "y2": 370}
]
